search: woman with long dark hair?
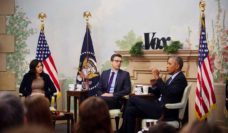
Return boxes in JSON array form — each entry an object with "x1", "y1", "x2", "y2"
[
  {"x1": 19, "y1": 59, "x2": 56, "y2": 101},
  {"x1": 24, "y1": 95, "x2": 53, "y2": 131},
  {"x1": 75, "y1": 97, "x2": 113, "y2": 133}
]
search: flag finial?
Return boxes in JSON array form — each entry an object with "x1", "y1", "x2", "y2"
[
  {"x1": 83, "y1": 11, "x2": 91, "y2": 23},
  {"x1": 199, "y1": 0, "x2": 206, "y2": 12},
  {"x1": 38, "y1": 12, "x2": 47, "y2": 31}
]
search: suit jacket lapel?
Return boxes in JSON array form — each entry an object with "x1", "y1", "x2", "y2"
[
  {"x1": 168, "y1": 72, "x2": 182, "y2": 85},
  {"x1": 166, "y1": 77, "x2": 172, "y2": 85}
]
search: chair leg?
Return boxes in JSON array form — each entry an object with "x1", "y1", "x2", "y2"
[
  {"x1": 115, "y1": 116, "x2": 120, "y2": 131},
  {"x1": 53, "y1": 120, "x2": 56, "y2": 128},
  {"x1": 179, "y1": 121, "x2": 182, "y2": 129},
  {"x1": 67, "y1": 119, "x2": 70, "y2": 133},
  {"x1": 136, "y1": 118, "x2": 142, "y2": 133},
  {"x1": 71, "y1": 117, "x2": 74, "y2": 133}
]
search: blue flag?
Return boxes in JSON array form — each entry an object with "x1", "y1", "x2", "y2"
[{"x1": 76, "y1": 26, "x2": 100, "y2": 96}]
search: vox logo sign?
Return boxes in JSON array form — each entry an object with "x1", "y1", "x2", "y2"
[{"x1": 144, "y1": 32, "x2": 171, "y2": 50}]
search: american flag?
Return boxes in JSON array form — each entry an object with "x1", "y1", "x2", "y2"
[
  {"x1": 195, "y1": 13, "x2": 216, "y2": 120},
  {"x1": 36, "y1": 29, "x2": 60, "y2": 94}
]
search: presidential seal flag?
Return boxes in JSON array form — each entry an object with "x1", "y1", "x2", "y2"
[
  {"x1": 195, "y1": 1, "x2": 216, "y2": 120},
  {"x1": 76, "y1": 25, "x2": 100, "y2": 96}
]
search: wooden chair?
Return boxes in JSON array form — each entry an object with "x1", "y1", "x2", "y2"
[
  {"x1": 51, "y1": 110, "x2": 74, "y2": 133},
  {"x1": 51, "y1": 96, "x2": 74, "y2": 133},
  {"x1": 19, "y1": 93, "x2": 74, "y2": 133}
]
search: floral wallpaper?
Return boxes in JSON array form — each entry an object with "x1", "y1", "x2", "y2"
[{"x1": 209, "y1": 0, "x2": 228, "y2": 83}]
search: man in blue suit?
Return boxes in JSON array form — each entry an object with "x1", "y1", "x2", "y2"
[
  {"x1": 97, "y1": 53, "x2": 131, "y2": 109},
  {"x1": 121, "y1": 56, "x2": 187, "y2": 133}
]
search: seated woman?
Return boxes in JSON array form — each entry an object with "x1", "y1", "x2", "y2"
[{"x1": 19, "y1": 59, "x2": 56, "y2": 102}]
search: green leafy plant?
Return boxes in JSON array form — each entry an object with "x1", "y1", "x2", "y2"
[
  {"x1": 129, "y1": 41, "x2": 143, "y2": 56},
  {"x1": 163, "y1": 41, "x2": 182, "y2": 54},
  {"x1": 100, "y1": 30, "x2": 142, "y2": 71},
  {"x1": 6, "y1": 6, "x2": 36, "y2": 84},
  {"x1": 115, "y1": 30, "x2": 143, "y2": 50}
]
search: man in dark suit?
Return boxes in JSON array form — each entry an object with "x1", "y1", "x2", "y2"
[
  {"x1": 97, "y1": 53, "x2": 131, "y2": 109},
  {"x1": 121, "y1": 56, "x2": 187, "y2": 133}
]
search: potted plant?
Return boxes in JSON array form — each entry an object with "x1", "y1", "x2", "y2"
[
  {"x1": 163, "y1": 41, "x2": 182, "y2": 54},
  {"x1": 129, "y1": 41, "x2": 143, "y2": 56}
]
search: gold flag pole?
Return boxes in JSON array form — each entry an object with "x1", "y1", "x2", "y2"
[
  {"x1": 199, "y1": 0, "x2": 206, "y2": 28},
  {"x1": 198, "y1": 0, "x2": 208, "y2": 121},
  {"x1": 38, "y1": 12, "x2": 47, "y2": 31},
  {"x1": 80, "y1": 11, "x2": 92, "y2": 90}
]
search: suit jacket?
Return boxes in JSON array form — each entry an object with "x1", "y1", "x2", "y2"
[
  {"x1": 19, "y1": 72, "x2": 57, "y2": 101},
  {"x1": 151, "y1": 71, "x2": 187, "y2": 120},
  {"x1": 96, "y1": 69, "x2": 131, "y2": 99}
]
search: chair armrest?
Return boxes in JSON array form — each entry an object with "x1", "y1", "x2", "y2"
[
  {"x1": 49, "y1": 106, "x2": 57, "y2": 111},
  {"x1": 120, "y1": 95, "x2": 129, "y2": 112},
  {"x1": 53, "y1": 92, "x2": 57, "y2": 96},
  {"x1": 51, "y1": 95, "x2": 57, "y2": 109},
  {"x1": 165, "y1": 102, "x2": 185, "y2": 109},
  {"x1": 19, "y1": 93, "x2": 23, "y2": 97},
  {"x1": 123, "y1": 95, "x2": 129, "y2": 100}
]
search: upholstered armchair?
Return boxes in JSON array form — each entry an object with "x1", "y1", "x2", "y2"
[{"x1": 141, "y1": 83, "x2": 192, "y2": 131}]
